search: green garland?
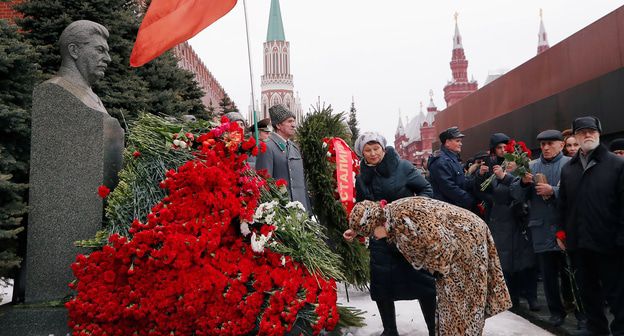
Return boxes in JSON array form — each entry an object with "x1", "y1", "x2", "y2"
[{"x1": 297, "y1": 104, "x2": 370, "y2": 288}]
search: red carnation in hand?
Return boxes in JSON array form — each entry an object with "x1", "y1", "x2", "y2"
[
  {"x1": 98, "y1": 185, "x2": 110, "y2": 198},
  {"x1": 275, "y1": 179, "x2": 288, "y2": 187},
  {"x1": 556, "y1": 230, "x2": 566, "y2": 241}
]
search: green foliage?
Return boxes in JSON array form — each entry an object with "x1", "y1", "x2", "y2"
[
  {"x1": 347, "y1": 100, "x2": 360, "y2": 147},
  {"x1": 0, "y1": 20, "x2": 41, "y2": 278},
  {"x1": 297, "y1": 102, "x2": 370, "y2": 288},
  {"x1": 14, "y1": 0, "x2": 207, "y2": 124},
  {"x1": 219, "y1": 93, "x2": 239, "y2": 114}
]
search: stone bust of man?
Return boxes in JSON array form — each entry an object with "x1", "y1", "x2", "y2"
[{"x1": 48, "y1": 20, "x2": 111, "y2": 113}]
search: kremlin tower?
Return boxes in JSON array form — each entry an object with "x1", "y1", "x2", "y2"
[
  {"x1": 256, "y1": 0, "x2": 303, "y2": 123},
  {"x1": 537, "y1": 9, "x2": 550, "y2": 54},
  {"x1": 443, "y1": 13, "x2": 478, "y2": 107}
]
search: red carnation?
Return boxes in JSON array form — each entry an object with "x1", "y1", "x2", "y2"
[
  {"x1": 103, "y1": 270, "x2": 115, "y2": 283},
  {"x1": 275, "y1": 179, "x2": 288, "y2": 187},
  {"x1": 98, "y1": 185, "x2": 110, "y2": 198},
  {"x1": 132, "y1": 150, "x2": 141, "y2": 158},
  {"x1": 556, "y1": 230, "x2": 566, "y2": 241}
]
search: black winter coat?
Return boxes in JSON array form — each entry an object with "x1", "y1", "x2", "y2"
[
  {"x1": 428, "y1": 147, "x2": 476, "y2": 210},
  {"x1": 355, "y1": 147, "x2": 436, "y2": 301},
  {"x1": 486, "y1": 174, "x2": 535, "y2": 272},
  {"x1": 558, "y1": 144, "x2": 624, "y2": 253}
]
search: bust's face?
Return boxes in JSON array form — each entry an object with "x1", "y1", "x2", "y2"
[{"x1": 74, "y1": 35, "x2": 111, "y2": 86}]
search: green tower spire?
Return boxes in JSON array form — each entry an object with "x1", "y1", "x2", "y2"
[{"x1": 266, "y1": 0, "x2": 285, "y2": 41}]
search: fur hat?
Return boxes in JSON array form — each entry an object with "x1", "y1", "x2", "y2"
[
  {"x1": 269, "y1": 105, "x2": 296, "y2": 126},
  {"x1": 354, "y1": 132, "x2": 387, "y2": 157}
]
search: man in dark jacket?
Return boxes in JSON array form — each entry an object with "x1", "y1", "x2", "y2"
[
  {"x1": 558, "y1": 116, "x2": 624, "y2": 336},
  {"x1": 428, "y1": 127, "x2": 476, "y2": 209},
  {"x1": 475, "y1": 132, "x2": 538, "y2": 311},
  {"x1": 349, "y1": 132, "x2": 436, "y2": 336}
]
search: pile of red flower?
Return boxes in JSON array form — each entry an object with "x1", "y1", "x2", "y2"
[
  {"x1": 67, "y1": 119, "x2": 340, "y2": 335},
  {"x1": 480, "y1": 138, "x2": 532, "y2": 191}
]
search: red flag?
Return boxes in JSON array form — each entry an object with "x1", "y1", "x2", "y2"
[{"x1": 130, "y1": 0, "x2": 238, "y2": 67}]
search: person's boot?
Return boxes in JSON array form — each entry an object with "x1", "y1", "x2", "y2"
[
  {"x1": 576, "y1": 318, "x2": 587, "y2": 330},
  {"x1": 419, "y1": 297, "x2": 436, "y2": 336},
  {"x1": 527, "y1": 298, "x2": 542, "y2": 312},
  {"x1": 548, "y1": 314, "x2": 566, "y2": 327},
  {"x1": 376, "y1": 300, "x2": 399, "y2": 336}
]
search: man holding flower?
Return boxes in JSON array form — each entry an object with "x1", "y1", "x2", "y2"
[
  {"x1": 510, "y1": 130, "x2": 587, "y2": 329},
  {"x1": 475, "y1": 132, "x2": 538, "y2": 312}
]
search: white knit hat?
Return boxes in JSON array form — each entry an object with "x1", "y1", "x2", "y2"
[{"x1": 355, "y1": 131, "x2": 387, "y2": 157}]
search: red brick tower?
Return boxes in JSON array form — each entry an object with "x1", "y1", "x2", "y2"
[
  {"x1": 537, "y1": 9, "x2": 550, "y2": 54},
  {"x1": 443, "y1": 13, "x2": 478, "y2": 107}
]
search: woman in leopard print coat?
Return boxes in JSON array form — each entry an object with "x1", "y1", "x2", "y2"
[{"x1": 348, "y1": 196, "x2": 512, "y2": 335}]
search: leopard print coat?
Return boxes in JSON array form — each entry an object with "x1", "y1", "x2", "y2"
[{"x1": 350, "y1": 196, "x2": 512, "y2": 335}]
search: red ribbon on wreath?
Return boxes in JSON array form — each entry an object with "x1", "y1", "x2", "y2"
[{"x1": 323, "y1": 137, "x2": 359, "y2": 215}]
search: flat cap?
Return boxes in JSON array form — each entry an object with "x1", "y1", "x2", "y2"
[
  {"x1": 439, "y1": 126, "x2": 465, "y2": 143},
  {"x1": 572, "y1": 116, "x2": 602, "y2": 134},
  {"x1": 536, "y1": 129, "x2": 563, "y2": 141}
]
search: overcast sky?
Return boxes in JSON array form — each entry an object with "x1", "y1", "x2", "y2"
[{"x1": 189, "y1": 1, "x2": 623, "y2": 144}]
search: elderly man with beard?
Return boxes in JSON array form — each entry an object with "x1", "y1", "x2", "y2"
[{"x1": 558, "y1": 116, "x2": 624, "y2": 336}]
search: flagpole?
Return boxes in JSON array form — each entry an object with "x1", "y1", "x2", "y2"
[{"x1": 242, "y1": 0, "x2": 259, "y2": 146}]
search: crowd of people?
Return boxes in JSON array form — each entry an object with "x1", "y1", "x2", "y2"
[
  {"x1": 240, "y1": 104, "x2": 623, "y2": 336},
  {"x1": 419, "y1": 116, "x2": 623, "y2": 336}
]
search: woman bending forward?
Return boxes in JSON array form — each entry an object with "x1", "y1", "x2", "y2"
[{"x1": 347, "y1": 196, "x2": 512, "y2": 335}]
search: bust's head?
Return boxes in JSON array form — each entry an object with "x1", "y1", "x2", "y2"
[{"x1": 59, "y1": 20, "x2": 111, "y2": 87}]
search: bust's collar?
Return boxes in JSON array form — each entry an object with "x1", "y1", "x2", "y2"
[{"x1": 46, "y1": 76, "x2": 107, "y2": 113}]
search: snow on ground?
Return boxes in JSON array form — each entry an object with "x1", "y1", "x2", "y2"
[
  {"x1": 1, "y1": 278, "x2": 13, "y2": 305},
  {"x1": 337, "y1": 285, "x2": 554, "y2": 336}
]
